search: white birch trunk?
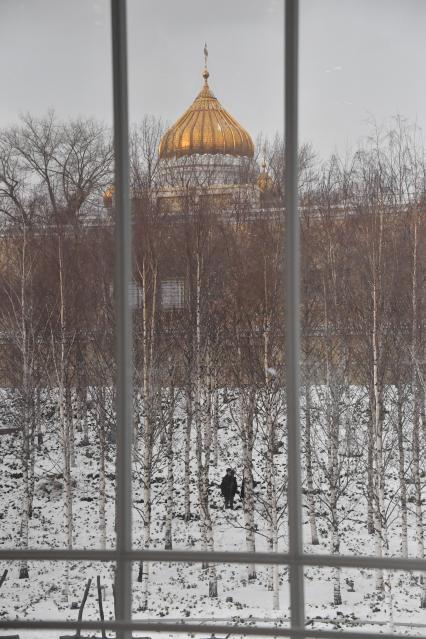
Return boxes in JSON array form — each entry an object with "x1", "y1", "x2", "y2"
[
  {"x1": 78, "y1": 383, "x2": 89, "y2": 444},
  {"x1": 194, "y1": 254, "x2": 217, "y2": 597},
  {"x1": 323, "y1": 268, "x2": 342, "y2": 605},
  {"x1": 98, "y1": 388, "x2": 107, "y2": 550},
  {"x1": 367, "y1": 386, "x2": 375, "y2": 535},
  {"x1": 212, "y1": 381, "x2": 219, "y2": 468},
  {"x1": 382, "y1": 530, "x2": 395, "y2": 631},
  {"x1": 262, "y1": 316, "x2": 279, "y2": 603},
  {"x1": 241, "y1": 389, "x2": 257, "y2": 581},
  {"x1": 57, "y1": 235, "x2": 73, "y2": 603},
  {"x1": 372, "y1": 270, "x2": 384, "y2": 593},
  {"x1": 266, "y1": 411, "x2": 280, "y2": 609},
  {"x1": 395, "y1": 385, "x2": 408, "y2": 558},
  {"x1": 139, "y1": 258, "x2": 152, "y2": 608},
  {"x1": 304, "y1": 384, "x2": 319, "y2": 545},
  {"x1": 184, "y1": 387, "x2": 192, "y2": 522},
  {"x1": 139, "y1": 428, "x2": 152, "y2": 609},
  {"x1": 36, "y1": 388, "x2": 43, "y2": 451},
  {"x1": 19, "y1": 225, "x2": 30, "y2": 579},
  {"x1": 330, "y1": 402, "x2": 342, "y2": 606},
  {"x1": 164, "y1": 389, "x2": 175, "y2": 550},
  {"x1": 66, "y1": 385, "x2": 76, "y2": 468},
  {"x1": 138, "y1": 256, "x2": 158, "y2": 610}
]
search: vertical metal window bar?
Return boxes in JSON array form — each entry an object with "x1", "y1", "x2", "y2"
[
  {"x1": 284, "y1": 0, "x2": 305, "y2": 635},
  {"x1": 111, "y1": 1, "x2": 133, "y2": 638}
]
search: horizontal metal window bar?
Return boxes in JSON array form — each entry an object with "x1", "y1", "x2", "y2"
[
  {"x1": 1, "y1": 549, "x2": 426, "y2": 572},
  {"x1": 11, "y1": 615, "x2": 418, "y2": 629},
  {"x1": 297, "y1": 553, "x2": 426, "y2": 571},
  {"x1": 305, "y1": 618, "x2": 426, "y2": 630},
  {"x1": 0, "y1": 618, "x2": 423, "y2": 639}
]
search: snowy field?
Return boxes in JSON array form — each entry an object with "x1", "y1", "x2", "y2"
[{"x1": 1, "y1": 387, "x2": 426, "y2": 638}]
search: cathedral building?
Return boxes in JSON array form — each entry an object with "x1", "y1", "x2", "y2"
[{"x1": 102, "y1": 49, "x2": 280, "y2": 217}]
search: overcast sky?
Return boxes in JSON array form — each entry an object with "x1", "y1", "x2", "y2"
[{"x1": 1, "y1": 0, "x2": 425, "y2": 159}]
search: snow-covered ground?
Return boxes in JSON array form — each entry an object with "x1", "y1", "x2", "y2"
[{"x1": 1, "y1": 388, "x2": 425, "y2": 638}]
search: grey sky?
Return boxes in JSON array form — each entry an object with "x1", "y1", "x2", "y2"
[{"x1": 1, "y1": 0, "x2": 425, "y2": 159}]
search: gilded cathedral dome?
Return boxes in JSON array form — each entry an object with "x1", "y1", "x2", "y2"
[{"x1": 159, "y1": 54, "x2": 254, "y2": 161}]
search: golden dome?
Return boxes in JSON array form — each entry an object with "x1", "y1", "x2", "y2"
[{"x1": 159, "y1": 67, "x2": 254, "y2": 160}]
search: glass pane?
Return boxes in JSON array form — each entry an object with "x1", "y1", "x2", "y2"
[
  {"x1": 0, "y1": 0, "x2": 115, "y2": 575},
  {"x1": 131, "y1": 561, "x2": 289, "y2": 620},
  {"x1": 127, "y1": 0, "x2": 286, "y2": 619},
  {"x1": 300, "y1": 0, "x2": 426, "y2": 620},
  {"x1": 0, "y1": 560, "x2": 116, "y2": 633},
  {"x1": 305, "y1": 567, "x2": 426, "y2": 634}
]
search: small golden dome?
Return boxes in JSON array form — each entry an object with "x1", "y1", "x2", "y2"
[
  {"x1": 257, "y1": 161, "x2": 274, "y2": 192},
  {"x1": 159, "y1": 66, "x2": 254, "y2": 160},
  {"x1": 103, "y1": 184, "x2": 114, "y2": 208}
]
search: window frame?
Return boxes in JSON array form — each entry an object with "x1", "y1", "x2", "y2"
[{"x1": 1, "y1": 1, "x2": 426, "y2": 638}]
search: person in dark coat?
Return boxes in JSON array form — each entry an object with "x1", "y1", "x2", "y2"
[{"x1": 220, "y1": 468, "x2": 238, "y2": 509}]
